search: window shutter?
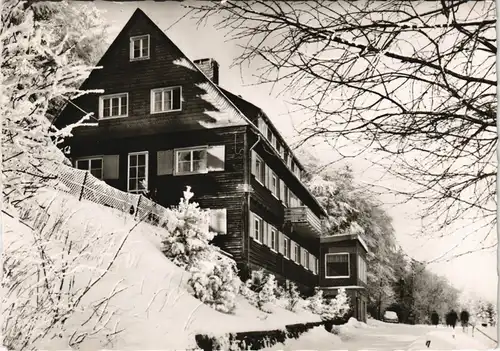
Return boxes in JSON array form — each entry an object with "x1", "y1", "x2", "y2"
[
  {"x1": 207, "y1": 145, "x2": 225, "y2": 172},
  {"x1": 251, "y1": 150, "x2": 257, "y2": 175},
  {"x1": 278, "y1": 231, "x2": 284, "y2": 255},
  {"x1": 265, "y1": 165, "x2": 271, "y2": 189},
  {"x1": 102, "y1": 155, "x2": 119, "y2": 179},
  {"x1": 209, "y1": 208, "x2": 227, "y2": 234},
  {"x1": 290, "y1": 241, "x2": 296, "y2": 262},
  {"x1": 157, "y1": 150, "x2": 173, "y2": 175},
  {"x1": 173, "y1": 87, "x2": 181, "y2": 110},
  {"x1": 279, "y1": 179, "x2": 285, "y2": 201},
  {"x1": 249, "y1": 212, "x2": 255, "y2": 239},
  {"x1": 262, "y1": 221, "x2": 269, "y2": 245}
]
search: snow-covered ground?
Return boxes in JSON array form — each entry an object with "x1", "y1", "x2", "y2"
[
  {"x1": 4, "y1": 190, "x2": 322, "y2": 350},
  {"x1": 407, "y1": 326, "x2": 497, "y2": 350}
]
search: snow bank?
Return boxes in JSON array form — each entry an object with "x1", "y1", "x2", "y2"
[
  {"x1": 261, "y1": 326, "x2": 342, "y2": 350},
  {"x1": 330, "y1": 317, "x2": 372, "y2": 341},
  {"x1": 6, "y1": 190, "x2": 322, "y2": 349}
]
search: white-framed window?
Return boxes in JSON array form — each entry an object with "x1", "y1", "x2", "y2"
[
  {"x1": 325, "y1": 253, "x2": 350, "y2": 279},
  {"x1": 128, "y1": 152, "x2": 148, "y2": 194},
  {"x1": 294, "y1": 244, "x2": 300, "y2": 263},
  {"x1": 279, "y1": 144, "x2": 285, "y2": 159},
  {"x1": 252, "y1": 213, "x2": 264, "y2": 243},
  {"x1": 151, "y1": 87, "x2": 182, "y2": 113},
  {"x1": 99, "y1": 93, "x2": 128, "y2": 119},
  {"x1": 271, "y1": 172, "x2": 278, "y2": 197},
  {"x1": 130, "y1": 34, "x2": 150, "y2": 61},
  {"x1": 289, "y1": 191, "x2": 299, "y2": 207},
  {"x1": 302, "y1": 249, "x2": 309, "y2": 268},
  {"x1": 315, "y1": 257, "x2": 319, "y2": 275},
  {"x1": 255, "y1": 155, "x2": 265, "y2": 184},
  {"x1": 358, "y1": 256, "x2": 367, "y2": 283},
  {"x1": 308, "y1": 253, "x2": 315, "y2": 271},
  {"x1": 283, "y1": 184, "x2": 289, "y2": 206},
  {"x1": 269, "y1": 226, "x2": 277, "y2": 251},
  {"x1": 267, "y1": 127, "x2": 273, "y2": 144},
  {"x1": 283, "y1": 236, "x2": 289, "y2": 259},
  {"x1": 173, "y1": 145, "x2": 225, "y2": 175},
  {"x1": 175, "y1": 147, "x2": 206, "y2": 175},
  {"x1": 76, "y1": 157, "x2": 103, "y2": 179}
]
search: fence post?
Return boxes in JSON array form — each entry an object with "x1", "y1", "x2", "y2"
[
  {"x1": 135, "y1": 195, "x2": 142, "y2": 220},
  {"x1": 79, "y1": 172, "x2": 88, "y2": 201}
]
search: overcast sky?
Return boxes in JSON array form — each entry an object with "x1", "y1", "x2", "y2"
[{"x1": 90, "y1": 0, "x2": 497, "y2": 302}]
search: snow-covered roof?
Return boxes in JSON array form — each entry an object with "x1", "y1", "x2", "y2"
[{"x1": 320, "y1": 234, "x2": 370, "y2": 254}]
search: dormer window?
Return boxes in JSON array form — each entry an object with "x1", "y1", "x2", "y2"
[{"x1": 130, "y1": 35, "x2": 150, "y2": 61}]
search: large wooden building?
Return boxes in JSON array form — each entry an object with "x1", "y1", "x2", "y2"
[{"x1": 55, "y1": 8, "x2": 368, "y2": 321}]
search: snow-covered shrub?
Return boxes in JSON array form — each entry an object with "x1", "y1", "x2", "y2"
[
  {"x1": 258, "y1": 275, "x2": 278, "y2": 310},
  {"x1": 2, "y1": 198, "x2": 125, "y2": 350},
  {"x1": 321, "y1": 288, "x2": 351, "y2": 321},
  {"x1": 284, "y1": 282, "x2": 302, "y2": 312},
  {"x1": 160, "y1": 187, "x2": 214, "y2": 270},
  {"x1": 308, "y1": 287, "x2": 325, "y2": 315},
  {"x1": 160, "y1": 187, "x2": 241, "y2": 313},
  {"x1": 188, "y1": 252, "x2": 241, "y2": 313},
  {"x1": 242, "y1": 270, "x2": 277, "y2": 312}
]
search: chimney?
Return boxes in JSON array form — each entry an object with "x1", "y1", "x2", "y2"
[{"x1": 193, "y1": 58, "x2": 220, "y2": 85}]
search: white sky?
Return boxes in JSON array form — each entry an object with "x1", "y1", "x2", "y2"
[{"x1": 90, "y1": 0, "x2": 497, "y2": 302}]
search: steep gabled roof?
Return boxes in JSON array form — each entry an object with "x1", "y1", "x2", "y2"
[{"x1": 55, "y1": 8, "x2": 254, "y2": 130}]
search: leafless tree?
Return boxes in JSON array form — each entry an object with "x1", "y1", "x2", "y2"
[{"x1": 189, "y1": 1, "x2": 497, "y2": 241}]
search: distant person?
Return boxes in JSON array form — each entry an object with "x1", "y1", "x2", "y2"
[
  {"x1": 448, "y1": 309, "x2": 459, "y2": 338},
  {"x1": 460, "y1": 310, "x2": 470, "y2": 333},
  {"x1": 445, "y1": 311, "x2": 452, "y2": 327},
  {"x1": 431, "y1": 311, "x2": 439, "y2": 327}
]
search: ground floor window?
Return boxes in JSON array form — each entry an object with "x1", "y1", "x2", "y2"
[
  {"x1": 76, "y1": 157, "x2": 103, "y2": 179},
  {"x1": 128, "y1": 152, "x2": 148, "y2": 193}
]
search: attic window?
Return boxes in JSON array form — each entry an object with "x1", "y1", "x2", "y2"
[{"x1": 130, "y1": 35, "x2": 150, "y2": 61}]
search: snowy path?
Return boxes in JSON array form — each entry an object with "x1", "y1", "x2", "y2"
[
  {"x1": 263, "y1": 319, "x2": 495, "y2": 350},
  {"x1": 339, "y1": 321, "x2": 495, "y2": 350},
  {"x1": 338, "y1": 322, "x2": 432, "y2": 350}
]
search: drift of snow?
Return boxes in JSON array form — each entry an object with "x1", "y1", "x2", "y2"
[
  {"x1": 261, "y1": 325, "x2": 342, "y2": 350},
  {"x1": 5, "y1": 189, "x2": 322, "y2": 349}
]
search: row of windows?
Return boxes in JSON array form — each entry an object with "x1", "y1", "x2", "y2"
[
  {"x1": 257, "y1": 118, "x2": 301, "y2": 180},
  {"x1": 75, "y1": 145, "x2": 225, "y2": 192},
  {"x1": 251, "y1": 151, "x2": 302, "y2": 207},
  {"x1": 99, "y1": 86, "x2": 182, "y2": 119},
  {"x1": 250, "y1": 212, "x2": 319, "y2": 274}
]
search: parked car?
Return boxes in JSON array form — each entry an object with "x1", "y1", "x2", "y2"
[{"x1": 383, "y1": 311, "x2": 399, "y2": 323}]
